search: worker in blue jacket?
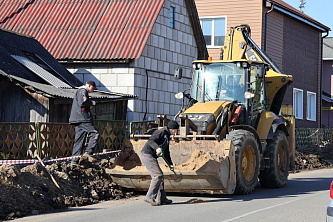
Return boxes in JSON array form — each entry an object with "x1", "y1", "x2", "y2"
[
  {"x1": 69, "y1": 81, "x2": 99, "y2": 165},
  {"x1": 140, "y1": 120, "x2": 179, "y2": 206}
]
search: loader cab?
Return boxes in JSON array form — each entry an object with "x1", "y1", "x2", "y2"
[{"x1": 191, "y1": 60, "x2": 267, "y2": 127}]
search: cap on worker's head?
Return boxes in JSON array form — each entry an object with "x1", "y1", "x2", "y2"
[
  {"x1": 167, "y1": 120, "x2": 179, "y2": 129},
  {"x1": 86, "y1": 81, "x2": 97, "y2": 90}
]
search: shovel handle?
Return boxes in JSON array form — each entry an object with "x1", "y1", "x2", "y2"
[{"x1": 162, "y1": 157, "x2": 177, "y2": 175}]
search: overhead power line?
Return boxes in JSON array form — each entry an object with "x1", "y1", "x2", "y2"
[{"x1": 0, "y1": 0, "x2": 36, "y2": 24}]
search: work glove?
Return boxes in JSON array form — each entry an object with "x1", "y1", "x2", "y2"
[
  {"x1": 92, "y1": 101, "x2": 96, "y2": 106},
  {"x1": 169, "y1": 165, "x2": 174, "y2": 171},
  {"x1": 156, "y1": 148, "x2": 164, "y2": 157}
]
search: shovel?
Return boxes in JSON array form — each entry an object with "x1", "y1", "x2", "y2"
[{"x1": 161, "y1": 156, "x2": 182, "y2": 182}]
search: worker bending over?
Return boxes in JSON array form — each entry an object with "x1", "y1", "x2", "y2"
[{"x1": 140, "y1": 120, "x2": 179, "y2": 206}]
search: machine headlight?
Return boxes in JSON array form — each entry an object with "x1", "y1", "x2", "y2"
[
  {"x1": 242, "y1": 62, "x2": 248, "y2": 68},
  {"x1": 244, "y1": 92, "x2": 255, "y2": 99}
]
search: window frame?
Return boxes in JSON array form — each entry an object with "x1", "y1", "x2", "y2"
[
  {"x1": 293, "y1": 88, "x2": 303, "y2": 119},
  {"x1": 199, "y1": 16, "x2": 227, "y2": 48},
  {"x1": 170, "y1": 6, "x2": 175, "y2": 29},
  {"x1": 306, "y1": 91, "x2": 316, "y2": 121}
]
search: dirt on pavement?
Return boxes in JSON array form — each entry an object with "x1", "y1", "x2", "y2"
[
  {"x1": 0, "y1": 150, "x2": 332, "y2": 221},
  {"x1": 0, "y1": 156, "x2": 135, "y2": 221}
]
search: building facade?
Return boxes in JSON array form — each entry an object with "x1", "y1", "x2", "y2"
[
  {"x1": 0, "y1": 0, "x2": 207, "y2": 123},
  {"x1": 194, "y1": 0, "x2": 330, "y2": 127}
]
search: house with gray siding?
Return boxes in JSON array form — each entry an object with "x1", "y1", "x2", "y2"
[{"x1": 0, "y1": 0, "x2": 208, "y2": 123}]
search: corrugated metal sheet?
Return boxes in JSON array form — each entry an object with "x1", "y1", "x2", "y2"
[
  {"x1": 0, "y1": 0, "x2": 164, "y2": 60},
  {"x1": 0, "y1": 28, "x2": 82, "y2": 87},
  {"x1": 2, "y1": 74, "x2": 137, "y2": 100},
  {"x1": 12, "y1": 55, "x2": 72, "y2": 88}
]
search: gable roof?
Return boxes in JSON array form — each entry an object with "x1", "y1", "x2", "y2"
[
  {"x1": 0, "y1": 0, "x2": 207, "y2": 61},
  {"x1": 267, "y1": 0, "x2": 330, "y2": 33},
  {"x1": 323, "y1": 37, "x2": 333, "y2": 60}
]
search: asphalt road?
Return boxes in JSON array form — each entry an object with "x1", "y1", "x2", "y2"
[{"x1": 14, "y1": 168, "x2": 333, "y2": 222}]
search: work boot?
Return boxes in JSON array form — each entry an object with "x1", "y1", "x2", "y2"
[
  {"x1": 144, "y1": 197, "x2": 161, "y2": 206},
  {"x1": 161, "y1": 198, "x2": 172, "y2": 205},
  {"x1": 83, "y1": 152, "x2": 97, "y2": 163}
]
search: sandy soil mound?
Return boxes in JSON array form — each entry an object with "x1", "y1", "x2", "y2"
[
  {"x1": 179, "y1": 150, "x2": 222, "y2": 171},
  {"x1": 0, "y1": 157, "x2": 134, "y2": 220}
]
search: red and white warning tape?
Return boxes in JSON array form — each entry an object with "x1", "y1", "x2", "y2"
[{"x1": 0, "y1": 150, "x2": 121, "y2": 165}]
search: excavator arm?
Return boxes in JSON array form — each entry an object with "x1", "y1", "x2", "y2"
[
  {"x1": 221, "y1": 24, "x2": 292, "y2": 113},
  {"x1": 221, "y1": 24, "x2": 282, "y2": 73}
]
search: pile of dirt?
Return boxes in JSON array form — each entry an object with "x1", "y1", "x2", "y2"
[
  {"x1": 1, "y1": 150, "x2": 333, "y2": 221},
  {"x1": 0, "y1": 156, "x2": 135, "y2": 220},
  {"x1": 294, "y1": 150, "x2": 333, "y2": 171},
  {"x1": 179, "y1": 149, "x2": 221, "y2": 171}
]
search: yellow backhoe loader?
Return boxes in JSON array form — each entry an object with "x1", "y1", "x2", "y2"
[{"x1": 108, "y1": 24, "x2": 295, "y2": 195}]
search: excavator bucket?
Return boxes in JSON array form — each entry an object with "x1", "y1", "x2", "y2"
[{"x1": 107, "y1": 138, "x2": 236, "y2": 194}]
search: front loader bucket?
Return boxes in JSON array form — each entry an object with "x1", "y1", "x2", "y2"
[{"x1": 106, "y1": 139, "x2": 236, "y2": 194}]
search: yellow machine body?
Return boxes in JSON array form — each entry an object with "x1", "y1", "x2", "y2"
[{"x1": 108, "y1": 25, "x2": 295, "y2": 194}]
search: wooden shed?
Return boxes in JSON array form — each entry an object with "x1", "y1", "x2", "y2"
[{"x1": 0, "y1": 29, "x2": 135, "y2": 123}]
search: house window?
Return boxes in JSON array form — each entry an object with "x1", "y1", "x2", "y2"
[
  {"x1": 170, "y1": 6, "x2": 175, "y2": 28},
  {"x1": 307, "y1": 91, "x2": 316, "y2": 121},
  {"x1": 293, "y1": 88, "x2": 303, "y2": 119},
  {"x1": 200, "y1": 17, "x2": 226, "y2": 47}
]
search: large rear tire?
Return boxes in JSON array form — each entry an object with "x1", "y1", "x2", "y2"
[
  {"x1": 226, "y1": 130, "x2": 260, "y2": 195},
  {"x1": 259, "y1": 130, "x2": 289, "y2": 188}
]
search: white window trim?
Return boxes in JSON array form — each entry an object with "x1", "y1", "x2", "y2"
[
  {"x1": 306, "y1": 91, "x2": 316, "y2": 121},
  {"x1": 293, "y1": 88, "x2": 303, "y2": 119},
  {"x1": 199, "y1": 16, "x2": 227, "y2": 48}
]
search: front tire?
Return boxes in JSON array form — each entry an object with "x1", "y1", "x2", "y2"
[
  {"x1": 259, "y1": 130, "x2": 289, "y2": 188},
  {"x1": 226, "y1": 130, "x2": 260, "y2": 195}
]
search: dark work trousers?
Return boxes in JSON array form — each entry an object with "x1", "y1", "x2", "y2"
[
  {"x1": 140, "y1": 152, "x2": 167, "y2": 203},
  {"x1": 72, "y1": 122, "x2": 99, "y2": 162}
]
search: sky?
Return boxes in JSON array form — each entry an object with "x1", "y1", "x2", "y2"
[{"x1": 283, "y1": 0, "x2": 333, "y2": 36}]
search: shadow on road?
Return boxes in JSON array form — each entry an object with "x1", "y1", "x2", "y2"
[{"x1": 163, "y1": 169, "x2": 333, "y2": 205}]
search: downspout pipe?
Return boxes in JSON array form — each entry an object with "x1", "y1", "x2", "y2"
[
  {"x1": 320, "y1": 30, "x2": 330, "y2": 127},
  {"x1": 264, "y1": 2, "x2": 274, "y2": 51}
]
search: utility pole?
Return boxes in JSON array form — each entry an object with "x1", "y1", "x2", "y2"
[{"x1": 299, "y1": 0, "x2": 306, "y2": 12}]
